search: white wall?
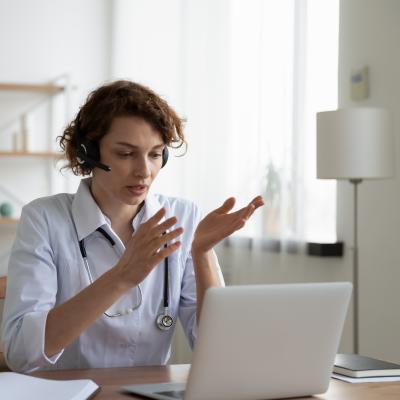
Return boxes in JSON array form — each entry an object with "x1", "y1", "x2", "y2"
[
  {"x1": 0, "y1": 0, "x2": 112, "y2": 276},
  {"x1": 0, "y1": 0, "x2": 111, "y2": 87},
  {"x1": 338, "y1": 0, "x2": 400, "y2": 362},
  {"x1": 110, "y1": 0, "x2": 187, "y2": 200}
]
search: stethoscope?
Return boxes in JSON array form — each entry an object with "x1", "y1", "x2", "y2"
[{"x1": 78, "y1": 227, "x2": 174, "y2": 330}]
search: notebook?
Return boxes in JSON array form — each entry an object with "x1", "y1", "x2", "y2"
[
  {"x1": 122, "y1": 282, "x2": 352, "y2": 400},
  {"x1": 0, "y1": 372, "x2": 99, "y2": 400},
  {"x1": 334, "y1": 354, "x2": 400, "y2": 378}
]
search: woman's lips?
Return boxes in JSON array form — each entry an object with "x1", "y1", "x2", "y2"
[{"x1": 126, "y1": 185, "x2": 148, "y2": 195}]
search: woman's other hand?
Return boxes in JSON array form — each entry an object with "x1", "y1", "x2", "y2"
[{"x1": 192, "y1": 196, "x2": 264, "y2": 254}]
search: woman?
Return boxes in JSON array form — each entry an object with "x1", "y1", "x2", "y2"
[{"x1": 1, "y1": 80, "x2": 263, "y2": 372}]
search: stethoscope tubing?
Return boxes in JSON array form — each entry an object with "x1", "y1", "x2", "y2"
[{"x1": 78, "y1": 227, "x2": 173, "y2": 328}]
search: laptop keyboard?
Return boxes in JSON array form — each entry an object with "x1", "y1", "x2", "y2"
[{"x1": 156, "y1": 390, "x2": 186, "y2": 399}]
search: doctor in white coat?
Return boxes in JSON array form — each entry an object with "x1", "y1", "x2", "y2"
[{"x1": 1, "y1": 80, "x2": 264, "y2": 372}]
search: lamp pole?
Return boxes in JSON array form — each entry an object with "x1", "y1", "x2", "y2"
[{"x1": 350, "y1": 178, "x2": 362, "y2": 354}]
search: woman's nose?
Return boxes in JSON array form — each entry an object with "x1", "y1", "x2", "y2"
[{"x1": 134, "y1": 157, "x2": 151, "y2": 178}]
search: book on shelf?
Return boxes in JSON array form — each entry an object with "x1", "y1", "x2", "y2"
[
  {"x1": 334, "y1": 353, "x2": 400, "y2": 378},
  {"x1": 0, "y1": 371, "x2": 100, "y2": 400}
]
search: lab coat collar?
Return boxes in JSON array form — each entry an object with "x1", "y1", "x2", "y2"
[
  {"x1": 72, "y1": 179, "x2": 164, "y2": 240},
  {"x1": 131, "y1": 191, "x2": 164, "y2": 231},
  {"x1": 72, "y1": 178, "x2": 108, "y2": 241}
]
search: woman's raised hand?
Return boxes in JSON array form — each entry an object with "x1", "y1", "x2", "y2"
[
  {"x1": 115, "y1": 208, "x2": 183, "y2": 288},
  {"x1": 192, "y1": 195, "x2": 264, "y2": 254}
]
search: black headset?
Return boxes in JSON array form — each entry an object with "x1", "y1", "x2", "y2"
[{"x1": 75, "y1": 111, "x2": 169, "y2": 172}]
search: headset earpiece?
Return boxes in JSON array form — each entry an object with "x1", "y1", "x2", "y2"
[
  {"x1": 75, "y1": 111, "x2": 111, "y2": 172},
  {"x1": 162, "y1": 146, "x2": 169, "y2": 168}
]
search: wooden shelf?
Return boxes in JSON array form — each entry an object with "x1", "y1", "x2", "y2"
[
  {"x1": 0, "y1": 151, "x2": 64, "y2": 158},
  {"x1": 0, "y1": 217, "x2": 19, "y2": 225},
  {"x1": 0, "y1": 82, "x2": 64, "y2": 94}
]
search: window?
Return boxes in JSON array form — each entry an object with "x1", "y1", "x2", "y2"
[{"x1": 112, "y1": 0, "x2": 339, "y2": 243}]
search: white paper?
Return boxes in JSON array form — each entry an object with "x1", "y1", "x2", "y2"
[
  {"x1": 332, "y1": 372, "x2": 400, "y2": 383},
  {"x1": 0, "y1": 372, "x2": 98, "y2": 400}
]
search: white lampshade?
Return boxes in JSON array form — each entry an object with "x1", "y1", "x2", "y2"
[{"x1": 317, "y1": 108, "x2": 395, "y2": 179}]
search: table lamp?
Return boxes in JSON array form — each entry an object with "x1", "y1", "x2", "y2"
[{"x1": 316, "y1": 108, "x2": 395, "y2": 354}]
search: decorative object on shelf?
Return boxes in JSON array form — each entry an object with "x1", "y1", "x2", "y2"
[
  {"x1": 0, "y1": 80, "x2": 68, "y2": 164},
  {"x1": 316, "y1": 107, "x2": 395, "y2": 354},
  {"x1": 0, "y1": 80, "x2": 67, "y2": 154},
  {"x1": 0, "y1": 202, "x2": 13, "y2": 218},
  {"x1": 0, "y1": 181, "x2": 23, "y2": 225},
  {"x1": 12, "y1": 132, "x2": 18, "y2": 152},
  {"x1": 20, "y1": 114, "x2": 28, "y2": 152}
]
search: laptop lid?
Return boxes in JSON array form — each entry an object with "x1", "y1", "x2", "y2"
[{"x1": 123, "y1": 282, "x2": 352, "y2": 400}]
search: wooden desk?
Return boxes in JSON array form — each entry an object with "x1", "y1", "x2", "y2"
[{"x1": 32, "y1": 364, "x2": 400, "y2": 400}]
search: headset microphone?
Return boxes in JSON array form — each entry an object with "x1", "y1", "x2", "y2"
[{"x1": 76, "y1": 145, "x2": 112, "y2": 172}]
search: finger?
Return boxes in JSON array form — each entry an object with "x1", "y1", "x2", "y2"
[
  {"x1": 249, "y1": 195, "x2": 265, "y2": 208},
  {"x1": 152, "y1": 241, "x2": 182, "y2": 265},
  {"x1": 152, "y1": 227, "x2": 184, "y2": 250},
  {"x1": 153, "y1": 216, "x2": 178, "y2": 236},
  {"x1": 242, "y1": 203, "x2": 256, "y2": 220},
  {"x1": 226, "y1": 205, "x2": 255, "y2": 233},
  {"x1": 237, "y1": 196, "x2": 264, "y2": 220},
  {"x1": 215, "y1": 197, "x2": 236, "y2": 214},
  {"x1": 228, "y1": 203, "x2": 254, "y2": 220},
  {"x1": 144, "y1": 207, "x2": 166, "y2": 228}
]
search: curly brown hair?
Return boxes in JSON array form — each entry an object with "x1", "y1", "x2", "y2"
[{"x1": 58, "y1": 80, "x2": 186, "y2": 176}]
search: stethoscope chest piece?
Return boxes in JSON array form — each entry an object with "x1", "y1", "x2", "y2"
[{"x1": 156, "y1": 313, "x2": 174, "y2": 331}]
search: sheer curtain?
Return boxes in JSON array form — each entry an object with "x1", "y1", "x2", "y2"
[
  {"x1": 112, "y1": 0, "x2": 339, "y2": 244},
  {"x1": 225, "y1": 0, "x2": 339, "y2": 243}
]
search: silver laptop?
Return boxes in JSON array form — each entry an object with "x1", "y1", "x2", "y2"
[{"x1": 122, "y1": 282, "x2": 352, "y2": 400}]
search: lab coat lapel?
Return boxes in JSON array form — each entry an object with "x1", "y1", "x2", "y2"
[{"x1": 71, "y1": 178, "x2": 108, "y2": 241}]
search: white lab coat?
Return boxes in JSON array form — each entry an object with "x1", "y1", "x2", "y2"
[{"x1": 1, "y1": 178, "x2": 223, "y2": 372}]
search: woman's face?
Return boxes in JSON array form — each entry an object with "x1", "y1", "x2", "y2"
[{"x1": 92, "y1": 116, "x2": 165, "y2": 207}]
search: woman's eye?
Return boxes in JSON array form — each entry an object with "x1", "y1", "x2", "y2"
[
  {"x1": 116, "y1": 152, "x2": 162, "y2": 159},
  {"x1": 118, "y1": 152, "x2": 133, "y2": 158}
]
